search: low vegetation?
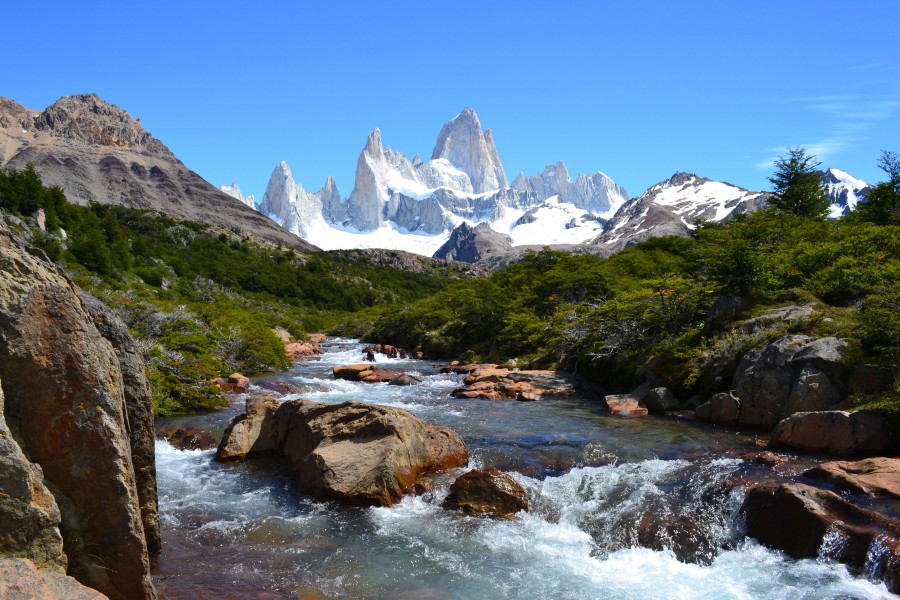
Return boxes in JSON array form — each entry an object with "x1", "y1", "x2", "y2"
[{"x1": 0, "y1": 165, "x2": 466, "y2": 415}]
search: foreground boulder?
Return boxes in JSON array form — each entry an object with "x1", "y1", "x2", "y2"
[
  {"x1": 0, "y1": 558, "x2": 108, "y2": 600},
  {"x1": 805, "y1": 457, "x2": 900, "y2": 498},
  {"x1": 770, "y1": 410, "x2": 892, "y2": 454},
  {"x1": 0, "y1": 379, "x2": 65, "y2": 571},
  {"x1": 217, "y1": 398, "x2": 469, "y2": 506},
  {"x1": 443, "y1": 469, "x2": 528, "y2": 518},
  {"x1": 0, "y1": 222, "x2": 156, "y2": 599},
  {"x1": 742, "y1": 482, "x2": 900, "y2": 592}
]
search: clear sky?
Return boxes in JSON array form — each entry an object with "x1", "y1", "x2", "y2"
[{"x1": 4, "y1": 1, "x2": 899, "y2": 201}]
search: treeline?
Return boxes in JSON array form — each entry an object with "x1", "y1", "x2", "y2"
[
  {"x1": 0, "y1": 165, "x2": 463, "y2": 415},
  {"x1": 369, "y1": 151, "x2": 900, "y2": 412}
]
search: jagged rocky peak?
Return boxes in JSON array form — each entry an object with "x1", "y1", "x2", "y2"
[
  {"x1": 513, "y1": 160, "x2": 629, "y2": 218},
  {"x1": 220, "y1": 181, "x2": 256, "y2": 209},
  {"x1": 431, "y1": 107, "x2": 508, "y2": 193},
  {"x1": 433, "y1": 221, "x2": 512, "y2": 263},
  {"x1": 823, "y1": 168, "x2": 870, "y2": 217},
  {"x1": 32, "y1": 93, "x2": 171, "y2": 156},
  {"x1": 0, "y1": 97, "x2": 37, "y2": 130}
]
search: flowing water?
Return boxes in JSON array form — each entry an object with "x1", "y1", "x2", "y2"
[{"x1": 153, "y1": 339, "x2": 895, "y2": 599}]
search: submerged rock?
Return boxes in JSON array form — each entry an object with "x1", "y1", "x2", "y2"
[
  {"x1": 443, "y1": 468, "x2": 528, "y2": 518},
  {"x1": 217, "y1": 398, "x2": 468, "y2": 506}
]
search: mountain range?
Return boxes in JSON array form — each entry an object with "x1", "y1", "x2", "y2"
[
  {"x1": 0, "y1": 94, "x2": 870, "y2": 265},
  {"x1": 227, "y1": 107, "x2": 870, "y2": 262}
]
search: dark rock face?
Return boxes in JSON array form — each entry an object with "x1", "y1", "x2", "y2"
[
  {"x1": 0, "y1": 222, "x2": 156, "y2": 599},
  {"x1": 216, "y1": 398, "x2": 469, "y2": 507},
  {"x1": 79, "y1": 292, "x2": 160, "y2": 556},
  {"x1": 433, "y1": 222, "x2": 512, "y2": 263},
  {"x1": 443, "y1": 468, "x2": 528, "y2": 518},
  {"x1": 0, "y1": 379, "x2": 65, "y2": 571},
  {"x1": 742, "y1": 483, "x2": 900, "y2": 592}
]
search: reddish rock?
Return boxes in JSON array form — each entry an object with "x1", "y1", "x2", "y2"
[
  {"x1": 605, "y1": 395, "x2": 649, "y2": 417},
  {"x1": 227, "y1": 372, "x2": 250, "y2": 392},
  {"x1": 285, "y1": 341, "x2": 324, "y2": 361},
  {"x1": 805, "y1": 457, "x2": 900, "y2": 498},
  {"x1": 308, "y1": 333, "x2": 327, "y2": 343},
  {"x1": 0, "y1": 558, "x2": 108, "y2": 600},
  {"x1": 443, "y1": 468, "x2": 528, "y2": 518},
  {"x1": 155, "y1": 425, "x2": 218, "y2": 451},
  {"x1": 216, "y1": 400, "x2": 468, "y2": 507},
  {"x1": 332, "y1": 364, "x2": 377, "y2": 382},
  {"x1": 637, "y1": 513, "x2": 717, "y2": 564},
  {"x1": 0, "y1": 222, "x2": 156, "y2": 599}
]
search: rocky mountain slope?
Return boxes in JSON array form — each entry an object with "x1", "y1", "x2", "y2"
[{"x1": 0, "y1": 94, "x2": 312, "y2": 250}]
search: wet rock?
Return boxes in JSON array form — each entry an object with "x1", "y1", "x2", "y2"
[
  {"x1": 0, "y1": 558, "x2": 108, "y2": 600},
  {"x1": 216, "y1": 396, "x2": 281, "y2": 460},
  {"x1": 155, "y1": 425, "x2": 218, "y2": 451},
  {"x1": 741, "y1": 451, "x2": 783, "y2": 467},
  {"x1": 452, "y1": 365, "x2": 586, "y2": 400},
  {"x1": 389, "y1": 373, "x2": 422, "y2": 386},
  {"x1": 605, "y1": 395, "x2": 648, "y2": 417},
  {"x1": 641, "y1": 387, "x2": 680, "y2": 413},
  {"x1": 0, "y1": 221, "x2": 156, "y2": 599},
  {"x1": 332, "y1": 363, "x2": 377, "y2": 382},
  {"x1": 805, "y1": 457, "x2": 900, "y2": 498},
  {"x1": 742, "y1": 482, "x2": 900, "y2": 592},
  {"x1": 216, "y1": 400, "x2": 468, "y2": 507},
  {"x1": 637, "y1": 513, "x2": 717, "y2": 564},
  {"x1": 443, "y1": 468, "x2": 528, "y2": 518},
  {"x1": 0, "y1": 379, "x2": 65, "y2": 571},
  {"x1": 771, "y1": 410, "x2": 892, "y2": 454},
  {"x1": 364, "y1": 347, "x2": 376, "y2": 362},
  {"x1": 228, "y1": 372, "x2": 250, "y2": 391},
  {"x1": 255, "y1": 378, "x2": 303, "y2": 396}
]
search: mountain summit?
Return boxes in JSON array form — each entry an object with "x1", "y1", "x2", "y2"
[
  {"x1": 431, "y1": 107, "x2": 508, "y2": 193},
  {"x1": 0, "y1": 94, "x2": 312, "y2": 249}
]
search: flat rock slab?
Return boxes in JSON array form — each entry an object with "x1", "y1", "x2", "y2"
[
  {"x1": 605, "y1": 395, "x2": 649, "y2": 417},
  {"x1": 805, "y1": 457, "x2": 900, "y2": 498}
]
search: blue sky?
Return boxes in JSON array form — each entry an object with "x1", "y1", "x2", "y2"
[{"x1": 4, "y1": 1, "x2": 899, "y2": 201}]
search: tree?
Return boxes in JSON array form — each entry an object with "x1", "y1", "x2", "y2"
[
  {"x1": 768, "y1": 147, "x2": 830, "y2": 218},
  {"x1": 856, "y1": 150, "x2": 900, "y2": 225}
]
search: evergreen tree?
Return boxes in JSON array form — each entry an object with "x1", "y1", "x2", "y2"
[
  {"x1": 856, "y1": 150, "x2": 900, "y2": 225},
  {"x1": 768, "y1": 147, "x2": 830, "y2": 218}
]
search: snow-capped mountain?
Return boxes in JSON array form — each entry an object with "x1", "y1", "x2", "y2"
[
  {"x1": 238, "y1": 107, "x2": 630, "y2": 256},
  {"x1": 590, "y1": 172, "x2": 770, "y2": 249},
  {"x1": 219, "y1": 182, "x2": 256, "y2": 209},
  {"x1": 823, "y1": 168, "x2": 870, "y2": 218}
]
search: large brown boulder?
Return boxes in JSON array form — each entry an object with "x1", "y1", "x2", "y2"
[
  {"x1": 742, "y1": 482, "x2": 900, "y2": 592},
  {"x1": 0, "y1": 379, "x2": 65, "y2": 571},
  {"x1": 217, "y1": 399, "x2": 469, "y2": 506},
  {"x1": 0, "y1": 558, "x2": 108, "y2": 600},
  {"x1": 442, "y1": 469, "x2": 529, "y2": 518},
  {"x1": 79, "y1": 292, "x2": 160, "y2": 556},
  {"x1": 452, "y1": 365, "x2": 590, "y2": 400},
  {"x1": 0, "y1": 223, "x2": 156, "y2": 599},
  {"x1": 770, "y1": 410, "x2": 892, "y2": 454},
  {"x1": 805, "y1": 457, "x2": 900, "y2": 498}
]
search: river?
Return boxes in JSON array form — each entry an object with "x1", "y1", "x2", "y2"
[{"x1": 152, "y1": 339, "x2": 894, "y2": 599}]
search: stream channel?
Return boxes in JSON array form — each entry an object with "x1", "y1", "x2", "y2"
[{"x1": 152, "y1": 338, "x2": 895, "y2": 599}]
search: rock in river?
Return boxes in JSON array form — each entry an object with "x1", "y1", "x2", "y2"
[{"x1": 217, "y1": 397, "x2": 469, "y2": 506}]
